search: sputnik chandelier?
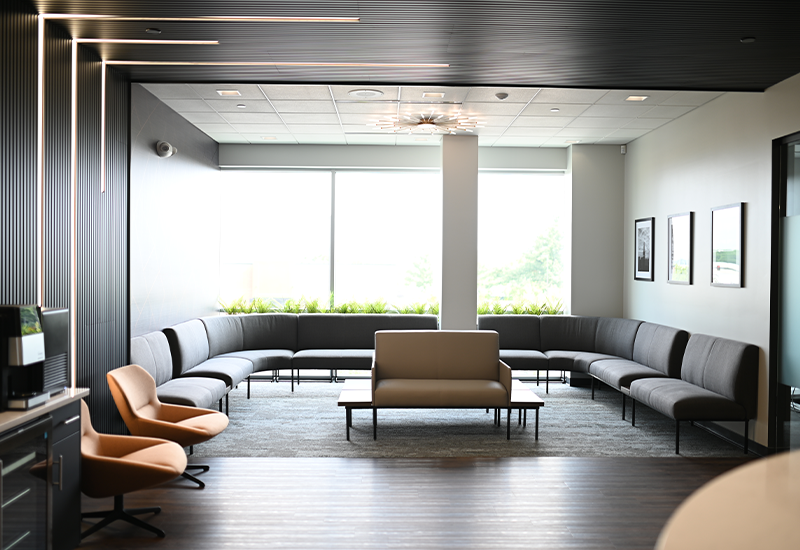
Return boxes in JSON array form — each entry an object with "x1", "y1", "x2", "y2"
[{"x1": 368, "y1": 109, "x2": 483, "y2": 134}]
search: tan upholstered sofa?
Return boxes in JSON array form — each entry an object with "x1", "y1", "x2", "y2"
[{"x1": 370, "y1": 330, "x2": 513, "y2": 438}]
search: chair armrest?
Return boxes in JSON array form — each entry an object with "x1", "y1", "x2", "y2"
[
  {"x1": 371, "y1": 362, "x2": 377, "y2": 406},
  {"x1": 158, "y1": 402, "x2": 220, "y2": 423},
  {"x1": 94, "y1": 433, "x2": 178, "y2": 458},
  {"x1": 499, "y1": 360, "x2": 512, "y2": 405}
]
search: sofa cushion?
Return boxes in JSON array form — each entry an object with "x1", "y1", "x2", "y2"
[
  {"x1": 540, "y1": 315, "x2": 598, "y2": 352},
  {"x1": 292, "y1": 349, "x2": 374, "y2": 371},
  {"x1": 632, "y1": 322, "x2": 689, "y2": 378},
  {"x1": 375, "y1": 330, "x2": 499, "y2": 381},
  {"x1": 498, "y1": 349, "x2": 549, "y2": 371},
  {"x1": 629, "y1": 377, "x2": 747, "y2": 421},
  {"x1": 589, "y1": 359, "x2": 668, "y2": 390},
  {"x1": 239, "y1": 313, "x2": 298, "y2": 351},
  {"x1": 477, "y1": 315, "x2": 541, "y2": 351},
  {"x1": 156, "y1": 377, "x2": 227, "y2": 409},
  {"x1": 163, "y1": 319, "x2": 211, "y2": 377},
  {"x1": 373, "y1": 379, "x2": 508, "y2": 408},
  {"x1": 543, "y1": 350, "x2": 616, "y2": 373},
  {"x1": 680, "y1": 334, "x2": 759, "y2": 418},
  {"x1": 298, "y1": 314, "x2": 438, "y2": 350},
  {"x1": 180, "y1": 357, "x2": 253, "y2": 387},
  {"x1": 594, "y1": 318, "x2": 642, "y2": 360},
  {"x1": 201, "y1": 315, "x2": 244, "y2": 358},
  {"x1": 219, "y1": 349, "x2": 294, "y2": 373},
  {"x1": 130, "y1": 331, "x2": 173, "y2": 386}
]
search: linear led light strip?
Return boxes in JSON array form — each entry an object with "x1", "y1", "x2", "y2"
[
  {"x1": 106, "y1": 61, "x2": 449, "y2": 67},
  {"x1": 40, "y1": 14, "x2": 360, "y2": 23}
]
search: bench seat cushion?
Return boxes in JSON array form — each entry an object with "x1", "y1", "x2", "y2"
[
  {"x1": 499, "y1": 349, "x2": 548, "y2": 370},
  {"x1": 544, "y1": 350, "x2": 619, "y2": 373},
  {"x1": 181, "y1": 357, "x2": 253, "y2": 387},
  {"x1": 374, "y1": 379, "x2": 508, "y2": 408},
  {"x1": 589, "y1": 359, "x2": 668, "y2": 390},
  {"x1": 156, "y1": 377, "x2": 228, "y2": 409},
  {"x1": 629, "y1": 378, "x2": 747, "y2": 421},
  {"x1": 218, "y1": 349, "x2": 293, "y2": 373},
  {"x1": 293, "y1": 349, "x2": 374, "y2": 370}
]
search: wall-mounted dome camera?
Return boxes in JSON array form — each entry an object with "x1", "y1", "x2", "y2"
[
  {"x1": 156, "y1": 140, "x2": 177, "y2": 158},
  {"x1": 495, "y1": 92, "x2": 509, "y2": 101}
]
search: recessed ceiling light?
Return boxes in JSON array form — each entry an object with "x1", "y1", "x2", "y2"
[
  {"x1": 237, "y1": 104, "x2": 246, "y2": 109},
  {"x1": 217, "y1": 90, "x2": 241, "y2": 96},
  {"x1": 145, "y1": 28, "x2": 161, "y2": 34},
  {"x1": 422, "y1": 92, "x2": 445, "y2": 98},
  {"x1": 348, "y1": 89, "x2": 384, "y2": 98},
  {"x1": 495, "y1": 92, "x2": 509, "y2": 101},
  {"x1": 261, "y1": 136, "x2": 277, "y2": 140},
  {"x1": 740, "y1": 37, "x2": 756, "y2": 44},
  {"x1": 550, "y1": 107, "x2": 560, "y2": 112},
  {"x1": 566, "y1": 140, "x2": 581, "y2": 144},
  {"x1": 625, "y1": 95, "x2": 649, "y2": 102}
]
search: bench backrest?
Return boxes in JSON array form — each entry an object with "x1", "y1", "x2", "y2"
[
  {"x1": 298, "y1": 314, "x2": 438, "y2": 350},
  {"x1": 594, "y1": 317, "x2": 643, "y2": 360},
  {"x1": 681, "y1": 334, "x2": 759, "y2": 418},
  {"x1": 130, "y1": 331, "x2": 173, "y2": 386},
  {"x1": 374, "y1": 330, "x2": 500, "y2": 381},
  {"x1": 163, "y1": 319, "x2": 211, "y2": 377},
  {"x1": 477, "y1": 315, "x2": 541, "y2": 350},
  {"x1": 239, "y1": 313, "x2": 298, "y2": 351},
  {"x1": 540, "y1": 315, "x2": 598, "y2": 352},
  {"x1": 632, "y1": 322, "x2": 689, "y2": 377}
]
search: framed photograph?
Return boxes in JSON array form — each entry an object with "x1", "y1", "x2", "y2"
[
  {"x1": 667, "y1": 212, "x2": 693, "y2": 284},
  {"x1": 634, "y1": 217, "x2": 655, "y2": 281},
  {"x1": 711, "y1": 203, "x2": 744, "y2": 287}
]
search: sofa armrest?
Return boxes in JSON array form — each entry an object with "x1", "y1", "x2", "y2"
[
  {"x1": 371, "y1": 362, "x2": 377, "y2": 404},
  {"x1": 499, "y1": 360, "x2": 512, "y2": 405}
]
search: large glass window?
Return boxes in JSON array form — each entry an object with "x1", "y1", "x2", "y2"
[
  {"x1": 334, "y1": 171, "x2": 442, "y2": 308},
  {"x1": 218, "y1": 171, "x2": 331, "y2": 306},
  {"x1": 478, "y1": 172, "x2": 571, "y2": 311}
]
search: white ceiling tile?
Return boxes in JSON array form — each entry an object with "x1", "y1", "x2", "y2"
[
  {"x1": 294, "y1": 135, "x2": 348, "y2": 145},
  {"x1": 596, "y1": 90, "x2": 678, "y2": 105},
  {"x1": 544, "y1": 136, "x2": 598, "y2": 145},
  {"x1": 473, "y1": 127, "x2": 507, "y2": 136},
  {"x1": 339, "y1": 113, "x2": 391, "y2": 125},
  {"x1": 246, "y1": 136, "x2": 298, "y2": 144},
  {"x1": 531, "y1": 89, "x2": 609, "y2": 104},
  {"x1": 206, "y1": 133, "x2": 246, "y2": 143},
  {"x1": 502, "y1": 127, "x2": 560, "y2": 137},
  {"x1": 182, "y1": 112, "x2": 228, "y2": 124},
  {"x1": 342, "y1": 124, "x2": 388, "y2": 134},
  {"x1": 206, "y1": 99, "x2": 274, "y2": 113},
  {"x1": 555, "y1": 128, "x2": 611, "y2": 137},
  {"x1": 346, "y1": 134, "x2": 398, "y2": 145},
  {"x1": 568, "y1": 117, "x2": 635, "y2": 128},
  {"x1": 581, "y1": 104, "x2": 654, "y2": 117},
  {"x1": 161, "y1": 99, "x2": 214, "y2": 112},
  {"x1": 336, "y1": 102, "x2": 399, "y2": 114},
  {"x1": 258, "y1": 85, "x2": 332, "y2": 100},
  {"x1": 512, "y1": 116, "x2": 575, "y2": 128},
  {"x1": 285, "y1": 124, "x2": 343, "y2": 134},
  {"x1": 596, "y1": 137, "x2": 634, "y2": 145},
  {"x1": 188, "y1": 83, "x2": 265, "y2": 100},
  {"x1": 400, "y1": 86, "x2": 469, "y2": 103},
  {"x1": 141, "y1": 84, "x2": 201, "y2": 99},
  {"x1": 624, "y1": 118, "x2": 671, "y2": 129},
  {"x1": 229, "y1": 123, "x2": 291, "y2": 133},
  {"x1": 605, "y1": 128, "x2": 651, "y2": 139},
  {"x1": 194, "y1": 123, "x2": 236, "y2": 133},
  {"x1": 221, "y1": 112, "x2": 283, "y2": 125},
  {"x1": 280, "y1": 113, "x2": 341, "y2": 125},
  {"x1": 522, "y1": 104, "x2": 591, "y2": 117},
  {"x1": 662, "y1": 91, "x2": 724, "y2": 106},
  {"x1": 640, "y1": 105, "x2": 695, "y2": 118},
  {"x1": 493, "y1": 137, "x2": 549, "y2": 147},
  {"x1": 460, "y1": 102, "x2": 528, "y2": 116},
  {"x1": 271, "y1": 100, "x2": 336, "y2": 113},
  {"x1": 478, "y1": 136, "x2": 499, "y2": 146},
  {"x1": 477, "y1": 115, "x2": 516, "y2": 127},
  {"x1": 330, "y1": 85, "x2": 400, "y2": 101},
  {"x1": 464, "y1": 87, "x2": 540, "y2": 103}
]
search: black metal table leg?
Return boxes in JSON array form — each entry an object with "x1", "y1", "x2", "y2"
[
  {"x1": 373, "y1": 407, "x2": 377, "y2": 440},
  {"x1": 346, "y1": 407, "x2": 351, "y2": 441},
  {"x1": 507, "y1": 408, "x2": 511, "y2": 440},
  {"x1": 523, "y1": 408, "x2": 527, "y2": 428},
  {"x1": 535, "y1": 408, "x2": 539, "y2": 440},
  {"x1": 518, "y1": 408, "x2": 522, "y2": 425}
]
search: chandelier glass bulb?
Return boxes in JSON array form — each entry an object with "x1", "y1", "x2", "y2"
[{"x1": 368, "y1": 109, "x2": 483, "y2": 134}]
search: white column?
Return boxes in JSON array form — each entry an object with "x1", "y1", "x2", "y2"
[{"x1": 440, "y1": 135, "x2": 479, "y2": 330}]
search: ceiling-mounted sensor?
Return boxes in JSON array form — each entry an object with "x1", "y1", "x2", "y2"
[
  {"x1": 495, "y1": 92, "x2": 509, "y2": 101},
  {"x1": 156, "y1": 141, "x2": 177, "y2": 158},
  {"x1": 348, "y1": 89, "x2": 384, "y2": 98}
]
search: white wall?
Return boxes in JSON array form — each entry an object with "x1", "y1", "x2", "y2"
[
  {"x1": 570, "y1": 145, "x2": 625, "y2": 316},
  {"x1": 624, "y1": 72, "x2": 800, "y2": 446}
]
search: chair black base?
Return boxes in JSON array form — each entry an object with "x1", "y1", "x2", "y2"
[
  {"x1": 81, "y1": 494, "x2": 164, "y2": 539},
  {"x1": 181, "y1": 463, "x2": 211, "y2": 488}
]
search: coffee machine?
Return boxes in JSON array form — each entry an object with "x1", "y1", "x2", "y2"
[{"x1": 0, "y1": 305, "x2": 52, "y2": 411}]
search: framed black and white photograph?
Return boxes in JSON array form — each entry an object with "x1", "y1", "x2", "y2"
[
  {"x1": 635, "y1": 217, "x2": 655, "y2": 281},
  {"x1": 711, "y1": 203, "x2": 744, "y2": 287},
  {"x1": 668, "y1": 212, "x2": 693, "y2": 285}
]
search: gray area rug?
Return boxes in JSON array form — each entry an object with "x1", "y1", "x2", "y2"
[{"x1": 192, "y1": 379, "x2": 744, "y2": 458}]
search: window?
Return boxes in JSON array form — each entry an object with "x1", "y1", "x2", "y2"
[{"x1": 477, "y1": 172, "x2": 571, "y2": 311}]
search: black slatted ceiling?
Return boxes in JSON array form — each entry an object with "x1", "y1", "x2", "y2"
[{"x1": 28, "y1": 0, "x2": 800, "y2": 92}]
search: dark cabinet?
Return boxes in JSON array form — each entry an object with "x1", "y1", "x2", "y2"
[{"x1": 50, "y1": 401, "x2": 81, "y2": 550}]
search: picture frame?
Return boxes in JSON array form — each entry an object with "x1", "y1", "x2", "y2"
[
  {"x1": 667, "y1": 212, "x2": 693, "y2": 285},
  {"x1": 634, "y1": 217, "x2": 655, "y2": 281},
  {"x1": 711, "y1": 203, "x2": 744, "y2": 287}
]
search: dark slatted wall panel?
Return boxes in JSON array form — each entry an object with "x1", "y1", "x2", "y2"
[
  {"x1": 43, "y1": 21, "x2": 72, "y2": 309},
  {"x1": 0, "y1": 1, "x2": 38, "y2": 305},
  {"x1": 74, "y1": 45, "x2": 130, "y2": 434}
]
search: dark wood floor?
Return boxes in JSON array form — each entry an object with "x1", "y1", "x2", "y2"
[{"x1": 78, "y1": 456, "x2": 751, "y2": 550}]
